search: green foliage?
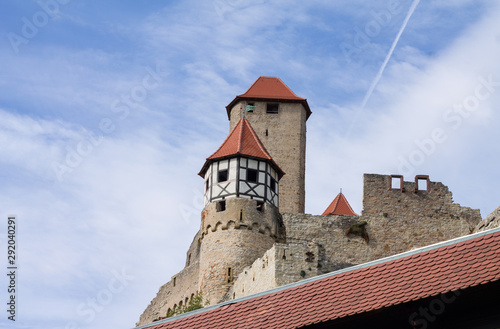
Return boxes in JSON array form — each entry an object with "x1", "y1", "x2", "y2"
[{"x1": 166, "y1": 292, "x2": 208, "y2": 318}]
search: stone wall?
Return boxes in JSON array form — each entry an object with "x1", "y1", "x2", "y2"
[
  {"x1": 475, "y1": 206, "x2": 500, "y2": 232},
  {"x1": 198, "y1": 198, "x2": 283, "y2": 305},
  {"x1": 231, "y1": 245, "x2": 277, "y2": 299},
  {"x1": 137, "y1": 260, "x2": 200, "y2": 326},
  {"x1": 280, "y1": 175, "x2": 481, "y2": 275},
  {"x1": 229, "y1": 101, "x2": 307, "y2": 214},
  {"x1": 362, "y1": 174, "x2": 480, "y2": 229},
  {"x1": 137, "y1": 174, "x2": 483, "y2": 326},
  {"x1": 231, "y1": 242, "x2": 321, "y2": 300}
]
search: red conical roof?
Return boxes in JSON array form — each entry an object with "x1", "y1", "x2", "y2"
[
  {"x1": 225, "y1": 77, "x2": 311, "y2": 119},
  {"x1": 322, "y1": 192, "x2": 359, "y2": 216},
  {"x1": 198, "y1": 117, "x2": 284, "y2": 178}
]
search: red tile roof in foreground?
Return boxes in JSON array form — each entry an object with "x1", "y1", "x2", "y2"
[
  {"x1": 225, "y1": 77, "x2": 312, "y2": 119},
  {"x1": 137, "y1": 227, "x2": 500, "y2": 329},
  {"x1": 198, "y1": 118, "x2": 284, "y2": 178},
  {"x1": 322, "y1": 192, "x2": 359, "y2": 216}
]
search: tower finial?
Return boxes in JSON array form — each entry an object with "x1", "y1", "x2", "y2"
[{"x1": 340, "y1": 188, "x2": 342, "y2": 194}]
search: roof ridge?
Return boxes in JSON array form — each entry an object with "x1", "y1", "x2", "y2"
[
  {"x1": 237, "y1": 116, "x2": 244, "y2": 154},
  {"x1": 225, "y1": 76, "x2": 312, "y2": 120},
  {"x1": 208, "y1": 118, "x2": 242, "y2": 160},
  {"x1": 198, "y1": 118, "x2": 285, "y2": 178},
  {"x1": 243, "y1": 117, "x2": 271, "y2": 160}
]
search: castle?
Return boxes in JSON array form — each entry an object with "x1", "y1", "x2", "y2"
[{"x1": 137, "y1": 77, "x2": 487, "y2": 326}]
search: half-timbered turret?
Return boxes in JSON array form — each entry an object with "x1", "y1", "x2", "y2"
[
  {"x1": 198, "y1": 117, "x2": 284, "y2": 208},
  {"x1": 197, "y1": 117, "x2": 284, "y2": 305}
]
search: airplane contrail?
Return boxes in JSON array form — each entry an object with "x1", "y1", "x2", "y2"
[
  {"x1": 346, "y1": 0, "x2": 420, "y2": 136},
  {"x1": 361, "y1": 0, "x2": 421, "y2": 109}
]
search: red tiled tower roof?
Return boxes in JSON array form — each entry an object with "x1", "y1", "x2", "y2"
[
  {"x1": 137, "y1": 227, "x2": 500, "y2": 329},
  {"x1": 322, "y1": 192, "x2": 359, "y2": 216},
  {"x1": 198, "y1": 117, "x2": 284, "y2": 178},
  {"x1": 225, "y1": 77, "x2": 312, "y2": 119}
]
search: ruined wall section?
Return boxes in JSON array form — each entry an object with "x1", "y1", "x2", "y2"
[
  {"x1": 475, "y1": 206, "x2": 500, "y2": 232},
  {"x1": 283, "y1": 173, "x2": 482, "y2": 275},
  {"x1": 362, "y1": 174, "x2": 480, "y2": 231},
  {"x1": 283, "y1": 214, "x2": 369, "y2": 273},
  {"x1": 137, "y1": 232, "x2": 202, "y2": 326},
  {"x1": 137, "y1": 259, "x2": 200, "y2": 326},
  {"x1": 231, "y1": 245, "x2": 277, "y2": 300},
  {"x1": 273, "y1": 242, "x2": 321, "y2": 287},
  {"x1": 231, "y1": 242, "x2": 321, "y2": 300}
]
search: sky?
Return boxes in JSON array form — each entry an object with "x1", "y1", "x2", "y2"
[{"x1": 1, "y1": 0, "x2": 500, "y2": 328}]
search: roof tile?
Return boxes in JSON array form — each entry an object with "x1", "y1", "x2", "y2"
[{"x1": 198, "y1": 117, "x2": 284, "y2": 178}]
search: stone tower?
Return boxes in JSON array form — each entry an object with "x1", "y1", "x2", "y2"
[
  {"x1": 225, "y1": 77, "x2": 311, "y2": 214},
  {"x1": 197, "y1": 117, "x2": 284, "y2": 305}
]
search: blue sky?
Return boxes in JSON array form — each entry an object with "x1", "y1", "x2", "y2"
[{"x1": 1, "y1": 1, "x2": 500, "y2": 328}]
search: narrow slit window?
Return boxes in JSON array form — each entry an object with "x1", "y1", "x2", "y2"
[
  {"x1": 217, "y1": 200, "x2": 226, "y2": 212},
  {"x1": 227, "y1": 267, "x2": 233, "y2": 283},
  {"x1": 270, "y1": 178, "x2": 277, "y2": 192}
]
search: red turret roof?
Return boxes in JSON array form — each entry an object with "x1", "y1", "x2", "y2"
[
  {"x1": 322, "y1": 192, "x2": 359, "y2": 216},
  {"x1": 198, "y1": 118, "x2": 284, "y2": 179},
  {"x1": 225, "y1": 77, "x2": 311, "y2": 119}
]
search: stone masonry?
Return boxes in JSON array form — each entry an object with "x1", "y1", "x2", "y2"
[
  {"x1": 475, "y1": 206, "x2": 500, "y2": 232},
  {"x1": 228, "y1": 101, "x2": 307, "y2": 214},
  {"x1": 137, "y1": 174, "x2": 483, "y2": 326},
  {"x1": 226, "y1": 174, "x2": 482, "y2": 300}
]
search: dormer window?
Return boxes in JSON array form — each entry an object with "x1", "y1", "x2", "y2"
[
  {"x1": 266, "y1": 103, "x2": 279, "y2": 114},
  {"x1": 218, "y1": 169, "x2": 228, "y2": 182}
]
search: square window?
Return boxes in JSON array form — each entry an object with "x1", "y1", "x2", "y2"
[
  {"x1": 266, "y1": 103, "x2": 279, "y2": 114},
  {"x1": 218, "y1": 169, "x2": 228, "y2": 183},
  {"x1": 415, "y1": 175, "x2": 430, "y2": 192},
  {"x1": 217, "y1": 200, "x2": 226, "y2": 212},
  {"x1": 247, "y1": 168, "x2": 258, "y2": 183},
  {"x1": 245, "y1": 103, "x2": 255, "y2": 113}
]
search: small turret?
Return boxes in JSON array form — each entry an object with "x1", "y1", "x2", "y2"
[{"x1": 199, "y1": 117, "x2": 284, "y2": 208}]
